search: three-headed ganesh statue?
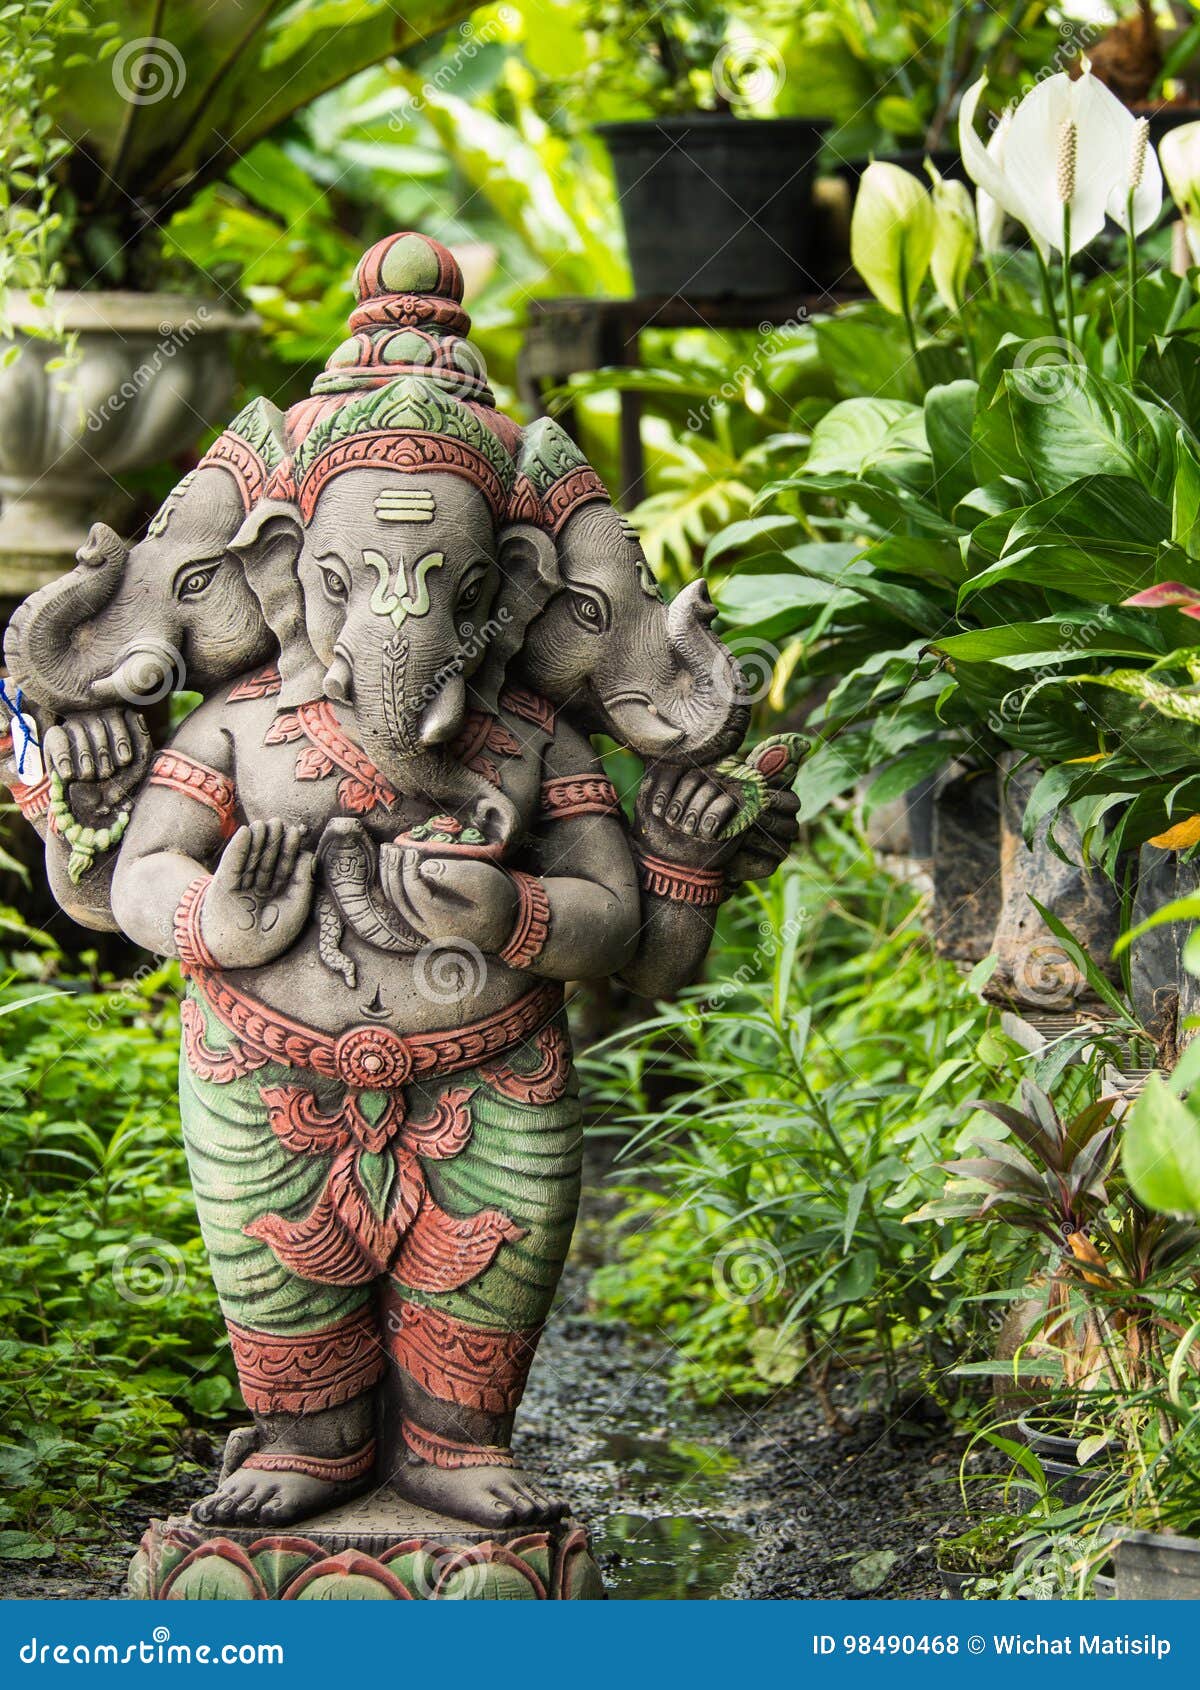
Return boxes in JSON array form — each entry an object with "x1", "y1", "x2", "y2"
[{"x1": 1, "y1": 233, "x2": 802, "y2": 1600}]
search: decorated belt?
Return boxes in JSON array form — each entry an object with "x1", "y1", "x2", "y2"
[{"x1": 184, "y1": 964, "x2": 563, "y2": 1091}]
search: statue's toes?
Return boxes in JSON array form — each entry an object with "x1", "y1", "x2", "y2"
[
  {"x1": 234, "y1": 1481, "x2": 276, "y2": 1522},
  {"x1": 193, "y1": 1479, "x2": 249, "y2": 1524}
]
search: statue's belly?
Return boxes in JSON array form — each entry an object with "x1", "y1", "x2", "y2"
[{"x1": 223, "y1": 930, "x2": 534, "y2": 1040}]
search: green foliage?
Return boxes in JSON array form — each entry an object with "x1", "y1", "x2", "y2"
[
  {"x1": 706, "y1": 261, "x2": 1200, "y2": 871},
  {"x1": 584, "y1": 821, "x2": 1015, "y2": 1403},
  {"x1": 0, "y1": 1, "x2": 74, "y2": 345},
  {"x1": 14, "y1": 0, "x2": 476, "y2": 287},
  {"x1": 0, "y1": 918, "x2": 228, "y2": 1560},
  {"x1": 166, "y1": 4, "x2": 627, "y2": 400},
  {"x1": 776, "y1": 0, "x2": 1060, "y2": 155}
]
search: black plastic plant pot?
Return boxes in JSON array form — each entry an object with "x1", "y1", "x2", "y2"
[
  {"x1": 833, "y1": 147, "x2": 966, "y2": 191},
  {"x1": 1017, "y1": 1410, "x2": 1122, "y2": 1508},
  {"x1": 598, "y1": 115, "x2": 829, "y2": 299},
  {"x1": 1115, "y1": 1530, "x2": 1200, "y2": 1599}
]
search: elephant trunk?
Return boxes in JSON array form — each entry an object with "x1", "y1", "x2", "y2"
[
  {"x1": 4, "y1": 523, "x2": 129, "y2": 714},
  {"x1": 666, "y1": 580, "x2": 750, "y2": 762},
  {"x1": 337, "y1": 631, "x2": 519, "y2": 845}
]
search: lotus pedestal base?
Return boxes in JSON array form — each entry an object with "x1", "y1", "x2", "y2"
[{"x1": 128, "y1": 1493, "x2": 606, "y2": 1600}]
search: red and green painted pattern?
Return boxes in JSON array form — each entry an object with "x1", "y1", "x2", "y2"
[{"x1": 129, "y1": 1520, "x2": 605, "y2": 1600}]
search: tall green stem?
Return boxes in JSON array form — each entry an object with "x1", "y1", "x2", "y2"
[
  {"x1": 1033, "y1": 244, "x2": 1063, "y2": 341},
  {"x1": 1061, "y1": 208, "x2": 1075, "y2": 347},
  {"x1": 1126, "y1": 190, "x2": 1139, "y2": 377}
]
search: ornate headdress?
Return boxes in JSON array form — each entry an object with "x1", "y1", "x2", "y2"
[
  {"x1": 267, "y1": 232, "x2": 528, "y2": 523},
  {"x1": 196, "y1": 397, "x2": 287, "y2": 513}
]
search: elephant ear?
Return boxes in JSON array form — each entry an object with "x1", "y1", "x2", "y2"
[
  {"x1": 227, "y1": 499, "x2": 321, "y2": 706},
  {"x1": 471, "y1": 522, "x2": 560, "y2": 714}
]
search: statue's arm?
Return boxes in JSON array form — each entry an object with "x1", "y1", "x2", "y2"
[
  {"x1": 2, "y1": 708, "x2": 154, "y2": 933},
  {"x1": 510, "y1": 721, "x2": 641, "y2": 981},
  {"x1": 617, "y1": 760, "x2": 801, "y2": 1000},
  {"x1": 109, "y1": 707, "x2": 234, "y2": 956}
]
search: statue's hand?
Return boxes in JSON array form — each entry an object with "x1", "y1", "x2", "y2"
[
  {"x1": 378, "y1": 847, "x2": 518, "y2": 956},
  {"x1": 633, "y1": 762, "x2": 744, "y2": 868},
  {"x1": 723, "y1": 789, "x2": 801, "y2": 885},
  {"x1": 633, "y1": 734, "x2": 805, "y2": 874},
  {"x1": 42, "y1": 709, "x2": 152, "y2": 829},
  {"x1": 200, "y1": 820, "x2": 316, "y2": 969}
]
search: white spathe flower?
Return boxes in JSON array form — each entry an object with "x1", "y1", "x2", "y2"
[
  {"x1": 849, "y1": 161, "x2": 935, "y2": 317},
  {"x1": 1160, "y1": 122, "x2": 1200, "y2": 262},
  {"x1": 1109, "y1": 112, "x2": 1163, "y2": 234},
  {"x1": 976, "y1": 108, "x2": 1011, "y2": 256},
  {"x1": 926, "y1": 162, "x2": 976, "y2": 310},
  {"x1": 959, "y1": 68, "x2": 1161, "y2": 256}
]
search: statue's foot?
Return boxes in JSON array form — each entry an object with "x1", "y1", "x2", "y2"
[
  {"x1": 394, "y1": 1457, "x2": 567, "y2": 1528},
  {"x1": 192, "y1": 1466, "x2": 372, "y2": 1526},
  {"x1": 192, "y1": 1444, "x2": 375, "y2": 1526}
]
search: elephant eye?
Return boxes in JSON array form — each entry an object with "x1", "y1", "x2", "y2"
[
  {"x1": 320, "y1": 566, "x2": 349, "y2": 603},
  {"x1": 176, "y1": 562, "x2": 221, "y2": 600},
  {"x1": 567, "y1": 587, "x2": 610, "y2": 634},
  {"x1": 458, "y1": 574, "x2": 487, "y2": 612}
]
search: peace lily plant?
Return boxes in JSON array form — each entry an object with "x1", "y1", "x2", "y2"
[{"x1": 709, "y1": 62, "x2": 1200, "y2": 873}]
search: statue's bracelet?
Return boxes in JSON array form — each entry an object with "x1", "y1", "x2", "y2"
[
  {"x1": 174, "y1": 874, "x2": 220, "y2": 972},
  {"x1": 634, "y1": 848, "x2": 726, "y2": 907},
  {"x1": 499, "y1": 870, "x2": 551, "y2": 969}
]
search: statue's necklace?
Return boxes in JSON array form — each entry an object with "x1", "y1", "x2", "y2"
[{"x1": 47, "y1": 768, "x2": 131, "y2": 884}]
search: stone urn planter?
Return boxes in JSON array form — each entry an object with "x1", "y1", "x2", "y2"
[
  {"x1": 0, "y1": 292, "x2": 253, "y2": 597},
  {"x1": 987, "y1": 753, "x2": 1122, "y2": 1010}
]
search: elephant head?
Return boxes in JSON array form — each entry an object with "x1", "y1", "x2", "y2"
[
  {"x1": 230, "y1": 464, "x2": 557, "y2": 846},
  {"x1": 4, "y1": 399, "x2": 285, "y2": 715},
  {"x1": 510, "y1": 421, "x2": 749, "y2": 764}
]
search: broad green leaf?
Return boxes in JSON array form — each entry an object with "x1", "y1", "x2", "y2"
[
  {"x1": 805, "y1": 398, "x2": 927, "y2": 479},
  {"x1": 1125, "y1": 1072, "x2": 1200, "y2": 1215}
]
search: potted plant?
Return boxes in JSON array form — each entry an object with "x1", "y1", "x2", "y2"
[
  {"x1": 574, "y1": 1, "x2": 828, "y2": 298},
  {"x1": 935, "y1": 1513, "x2": 1027, "y2": 1597},
  {"x1": 0, "y1": 0, "x2": 473, "y2": 593},
  {"x1": 918, "y1": 1076, "x2": 1200, "y2": 1522}
]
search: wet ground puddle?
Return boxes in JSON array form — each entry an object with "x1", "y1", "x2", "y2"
[{"x1": 586, "y1": 1428, "x2": 751, "y2": 1599}]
